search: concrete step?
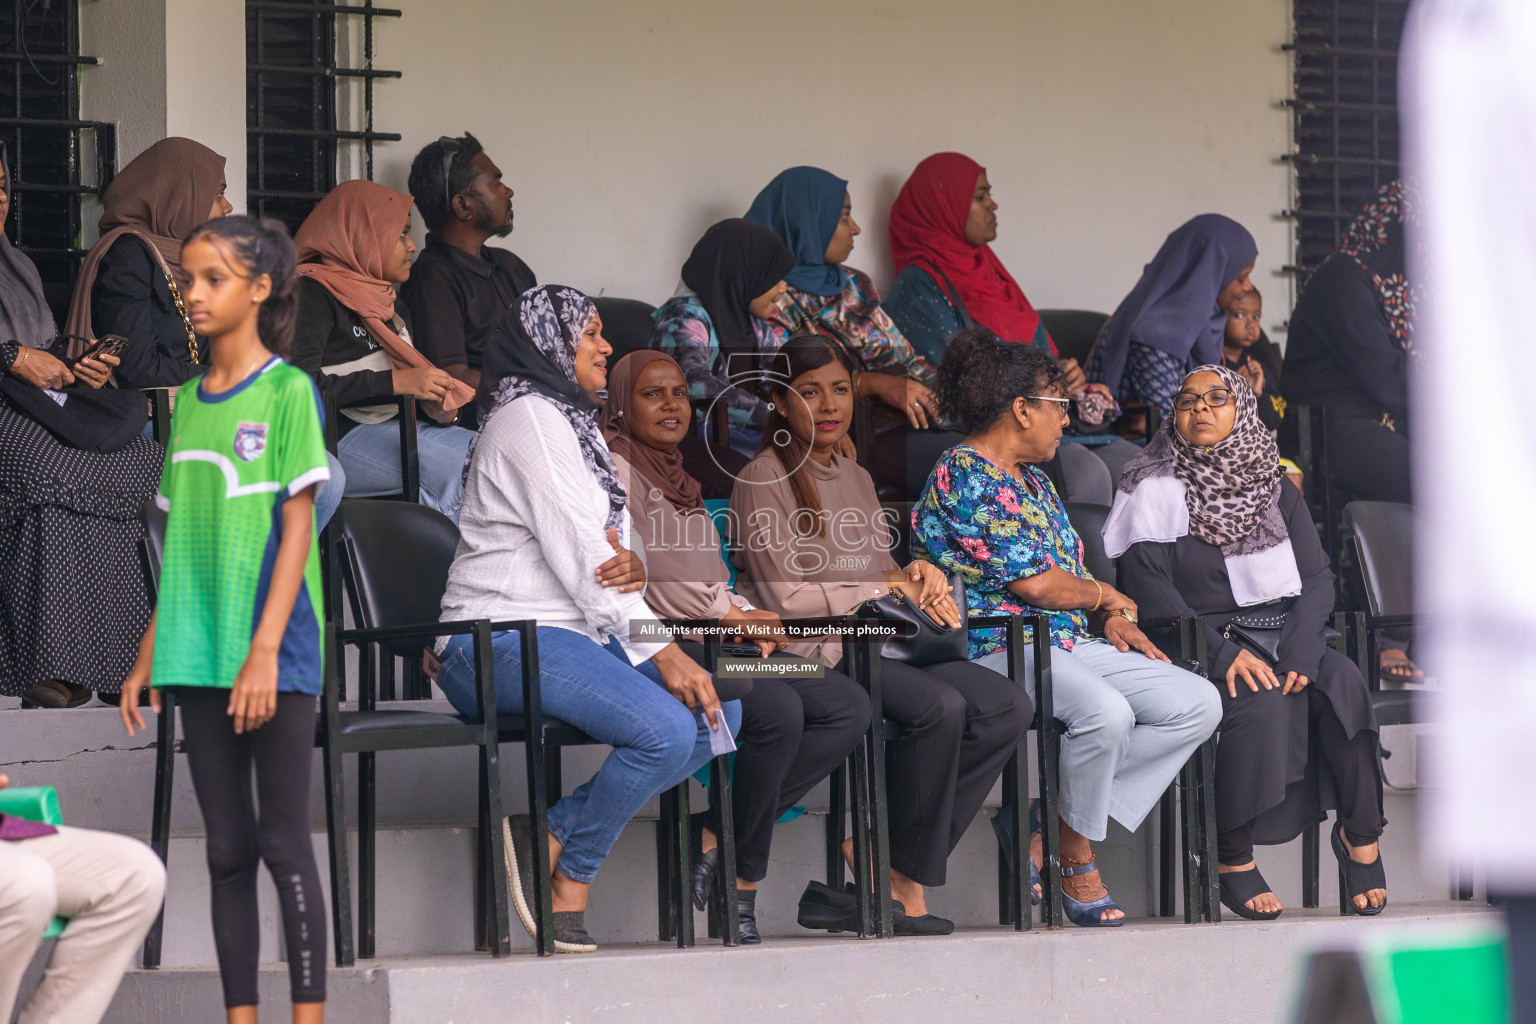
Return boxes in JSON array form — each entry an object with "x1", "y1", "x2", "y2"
[
  {"x1": 95, "y1": 901, "x2": 1500, "y2": 1024},
  {"x1": 1, "y1": 705, "x2": 1470, "y2": 969}
]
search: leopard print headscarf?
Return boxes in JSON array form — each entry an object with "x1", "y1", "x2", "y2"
[{"x1": 1106, "y1": 364, "x2": 1301, "y2": 605}]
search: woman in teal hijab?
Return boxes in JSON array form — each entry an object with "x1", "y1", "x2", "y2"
[{"x1": 745, "y1": 166, "x2": 953, "y2": 499}]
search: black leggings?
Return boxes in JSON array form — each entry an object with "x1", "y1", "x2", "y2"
[
  {"x1": 682, "y1": 645, "x2": 870, "y2": 882},
  {"x1": 178, "y1": 690, "x2": 327, "y2": 1008},
  {"x1": 1217, "y1": 688, "x2": 1384, "y2": 865}
]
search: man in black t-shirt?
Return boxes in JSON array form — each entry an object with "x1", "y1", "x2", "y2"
[{"x1": 402, "y1": 132, "x2": 537, "y2": 428}]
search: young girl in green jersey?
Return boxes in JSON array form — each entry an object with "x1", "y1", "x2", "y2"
[{"x1": 122, "y1": 215, "x2": 329, "y2": 1024}]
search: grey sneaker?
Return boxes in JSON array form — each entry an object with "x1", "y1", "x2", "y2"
[{"x1": 502, "y1": 815, "x2": 599, "y2": 953}]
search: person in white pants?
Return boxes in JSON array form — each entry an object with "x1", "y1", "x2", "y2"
[{"x1": 0, "y1": 775, "x2": 165, "y2": 1024}]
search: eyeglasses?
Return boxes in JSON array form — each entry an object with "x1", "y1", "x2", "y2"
[
  {"x1": 437, "y1": 136, "x2": 462, "y2": 216},
  {"x1": 1026, "y1": 395, "x2": 1072, "y2": 409},
  {"x1": 1172, "y1": 387, "x2": 1234, "y2": 411}
]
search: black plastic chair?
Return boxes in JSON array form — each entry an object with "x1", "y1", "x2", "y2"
[
  {"x1": 592, "y1": 296, "x2": 657, "y2": 364},
  {"x1": 1342, "y1": 501, "x2": 1421, "y2": 728},
  {"x1": 320, "y1": 386, "x2": 422, "y2": 702},
  {"x1": 1037, "y1": 309, "x2": 1110, "y2": 368},
  {"x1": 1067, "y1": 501, "x2": 1220, "y2": 923},
  {"x1": 340, "y1": 500, "x2": 734, "y2": 954},
  {"x1": 136, "y1": 499, "x2": 514, "y2": 967}
]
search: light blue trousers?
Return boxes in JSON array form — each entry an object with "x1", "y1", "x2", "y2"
[{"x1": 978, "y1": 639, "x2": 1221, "y2": 841}]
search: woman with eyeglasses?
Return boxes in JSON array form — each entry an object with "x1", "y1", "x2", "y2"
[
  {"x1": 912, "y1": 330, "x2": 1220, "y2": 927},
  {"x1": 1084, "y1": 215, "x2": 1257, "y2": 424},
  {"x1": 1109, "y1": 366, "x2": 1387, "y2": 921}
]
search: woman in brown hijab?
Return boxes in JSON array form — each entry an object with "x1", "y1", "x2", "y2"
[
  {"x1": 290, "y1": 179, "x2": 475, "y2": 520},
  {"x1": 600, "y1": 349, "x2": 868, "y2": 944},
  {"x1": 65, "y1": 137, "x2": 231, "y2": 389}
]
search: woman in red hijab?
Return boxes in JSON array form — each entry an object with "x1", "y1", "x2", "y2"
[
  {"x1": 887, "y1": 153, "x2": 1138, "y2": 495},
  {"x1": 290, "y1": 179, "x2": 476, "y2": 520}
]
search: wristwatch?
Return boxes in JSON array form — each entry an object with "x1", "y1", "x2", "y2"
[{"x1": 1105, "y1": 608, "x2": 1138, "y2": 625}]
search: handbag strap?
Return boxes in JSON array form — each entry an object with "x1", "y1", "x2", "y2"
[{"x1": 921, "y1": 260, "x2": 976, "y2": 331}]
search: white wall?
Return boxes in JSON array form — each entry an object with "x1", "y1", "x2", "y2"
[{"x1": 362, "y1": 0, "x2": 1294, "y2": 330}]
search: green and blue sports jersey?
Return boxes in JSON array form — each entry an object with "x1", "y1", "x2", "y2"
[{"x1": 150, "y1": 356, "x2": 330, "y2": 694}]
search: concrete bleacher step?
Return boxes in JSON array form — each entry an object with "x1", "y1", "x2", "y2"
[
  {"x1": 1, "y1": 704, "x2": 1468, "y2": 968},
  {"x1": 96, "y1": 902, "x2": 1499, "y2": 1024}
]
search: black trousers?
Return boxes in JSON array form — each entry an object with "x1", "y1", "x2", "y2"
[
  {"x1": 1217, "y1": 687, "x2": 1384, "y2": 864},
  {"x1": 878, "y1": 657, "x2": 1033, "y2": 887},
  {"x1": 1326, "y1": 409, "x2": 1411, "y2": 504},
  {"x1": 680, "y1": 644, "x2": 868, "y2": 881},
  {"x1": 178, "y1": 690, "x2": 327, "y2": 1008}
]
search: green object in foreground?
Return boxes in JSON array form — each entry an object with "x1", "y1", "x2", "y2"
[
  {"x1": 1292, "y1": 927, "x2": 1507, "y2": 1024},
  {"x1": 0, "y1": 786, "x2": 69, "y2": 939},
  {"x1": 1384, "y1": 938, "x2": 1507, "y2": 1024}
]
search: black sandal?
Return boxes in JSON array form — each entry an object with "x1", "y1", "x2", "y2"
[
  {"x1": 20, "y1": 680, "x2": 93, "y2": 709},
  {"x1": 1219, "y1": 865, "x2": 1282, "y2": 921},
  {"x1": 1332, "y1": 822, "x2": 1387, "y2": 916}
]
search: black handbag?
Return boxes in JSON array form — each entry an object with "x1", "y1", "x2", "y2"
[
  {"x1": 0, "y1": 374, "x2": 148, "y2": 453},
  {"x1": 860, "y1": 573, "x2": 968, "y2": 667},
  {"x1": 1222, "y1": 607, "x2": 1340, "y2": 666}
]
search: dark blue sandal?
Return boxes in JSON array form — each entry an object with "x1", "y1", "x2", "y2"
[
  {"x1": 1061, "y1": 859, "x2": 1126, "y2": 927},
  {"x1": 989, "y1": 800, "x2": 1043, "y2": 906}
]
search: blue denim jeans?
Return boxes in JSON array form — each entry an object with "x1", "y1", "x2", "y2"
[
  {"x1": 314, "y1": 451, "x2": 344, "y2": 532},
  {"x1": 436, "y1": 627, "x2": 741, "y2": 884},
  {"x1": 337, "y1": 420, "x2": 473, "y2": 522}
]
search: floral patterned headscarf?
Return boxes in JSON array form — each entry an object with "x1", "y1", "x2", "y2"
[
  {"x1": 1337, "y1": 179, "x2": 1421, "y2": 355},
  {"x1": 468, "y1": 285, "x2": 627, "y2": 529}
]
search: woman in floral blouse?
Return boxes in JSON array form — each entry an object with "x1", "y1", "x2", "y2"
[{"x1": 912, "y1": 330, "x2": 1220, "y2": 927}]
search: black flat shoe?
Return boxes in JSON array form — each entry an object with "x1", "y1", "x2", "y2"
[
  {"x1": 891, "y1": 899, "x2": 954, "y2": 936},
  {"x1": 1218, "y1": 866, "x2": 1282, "y2": 921},
  {"x1": 689, "y1": 819, "x2": 721, "y2": 913},
  {"x1": 1332, "y1": 822, "x2": 1388, "y2": 916},
  {"x1": 735, "y1": 889, "x2": 761, "y2": 945},
  {"x1": 797, "y1": 880, "x2": 858, "y2": 931},
  {"x1": 503, "y1": 814, "x2": 540, "y2": 940}
]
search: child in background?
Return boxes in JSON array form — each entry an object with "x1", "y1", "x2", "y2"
[
  {"x1": 121, "y1": 215, "x2": 329, "y2": 1024},
  {"x1": 1222, "y1": 288, "x2": 1301, "y2": 487},
  {"x1": 1222, "y1": 288, "x2": 1286, "y2": 431}
]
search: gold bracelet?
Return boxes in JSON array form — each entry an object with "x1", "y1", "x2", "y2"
[
  {"x1": 1091, "y1": 579, "x2": 1103, "y2": 613},
  {"x1": 15, "y1": 346, "x2": 29, "y2": 370}
]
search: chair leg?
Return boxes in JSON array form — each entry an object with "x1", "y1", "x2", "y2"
[
  {"x1": 1301, "y1": 823, "x2": 1321, "y2": 909},
  {"x1": 1180, "y1": 759, "x2": 1200, "y2": 924},
  {"x1": 866, "y1": 731, "x2": 894, "y2": 940},
  {"x1": 826, "y1": 761, "x2": 847, "y2": 889},
  {"x1": 709, "y1": 755, "x2": 741, "y2": 946},
  {"x1": 848, "y1": 743, "x2": 874, "y2": 938},
  {"x1": 998, "y1": 748, "x2": 1029, "y2": 930},
  {"x1": 1035, "y1": 723, "x2": 1063, "y2": 930},
  {"x1": 1158, "y1": 786, "x2": 1177, "y2": 918},
  {"x1": 480, "y1": 736, "x2": 511, "y2": 956},
  {"x1": 358, "y1": 750, "x2": 376, "y2": 958},
  {"x1": 656, "y1": 786, "x2": 678, "y2": 943},
  {"x1": 322, "y1": 745, "x2": 354, "y2": 966},
  {"x1": 475, "y1": 756, "x2": 490, "y2": 952},
  {"x1": 1198, "y1": 739, "x2": 1220, "y2": 923},
  {"x1": 142, "y1": 690, "x2": 177, "y2": 969}
]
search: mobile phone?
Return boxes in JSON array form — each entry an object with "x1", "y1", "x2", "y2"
[{"x1": 70, "y1": 334, "x2": 127, "y2": 368}]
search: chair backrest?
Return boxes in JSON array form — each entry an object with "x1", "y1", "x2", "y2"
[
  {"x1": 1037, "y1": 309, "x2": 1110, "y2": 367},
  {"x1": 702, "y1": 497, "x2": 738, "y2": 589},
  {"x1": 1344, "y1": 500, "x2": 1413, "y2": 617},
  {"x1": 593, "y1": 296, "x2": 659, "y2": 363},
  {"x1": 1065, "y1": 501, "x2": 1116, "y2": 587},
  {"x1": 140, "y1": 499, "x2": 169, "y2": 596},
  {"x1": 336, "y1": 499, "x2": 461, "y2": 657}
]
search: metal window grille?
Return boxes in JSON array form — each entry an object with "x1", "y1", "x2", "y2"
[
  {"x1": 1282, "y1": 0, "x2": 1408, "y2": 282},
  {"x1": 0, "y1": 0, "x2": 116, "y2": 292},
  {"x1": 247, "y1": 0, "x2": 401, "y2": 233}
]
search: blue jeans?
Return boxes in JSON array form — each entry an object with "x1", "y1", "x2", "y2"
[
  {"x1": 436, "y1": 627, "x2": 742, "y2": 884},
  {"x1": 336, "y1": 420, "x2": 473, "y2": 522},
  {"x1": 314, "y1": 451, "x2": 344, "y2": 532}
]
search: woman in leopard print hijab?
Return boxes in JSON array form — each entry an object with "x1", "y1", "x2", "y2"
[{"x1": 1103, "y1": 363, "x2": 1301, "y2": 606}]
